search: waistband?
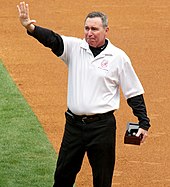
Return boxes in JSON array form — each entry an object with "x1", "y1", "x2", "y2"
[{"x1": 67, "y1": 109, "x2": 114, "y2": 123}]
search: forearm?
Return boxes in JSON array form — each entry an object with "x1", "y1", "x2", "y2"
[
  {"x1": 127, "y1": 94, "x2": 150, "y2": 130},
  {"x1": 27, "y1": 25, "x2": 64, "y2": 56}
]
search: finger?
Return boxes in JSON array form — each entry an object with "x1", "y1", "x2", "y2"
[
  {"x1": 139, "y1": 131, "x2": 148, "y2": 143},
  {"x1": 20, "y1": 2, "x2": 26, "y2": 14},
  {"x1": 140, "y1": 134, "x2": 146, "y2": 143},
  {"x1": 19, "y1": 2, "x2": 24, "y2": 13},
  {"x1": 136, "y1": 132, "x2": 144, "y2": 143},
  {"x1": 25, "y1": 3, "x2": 29, "y2": 18},
  {"x1": 136, "y1": 131, "x2": 141, "y2": 137},
  {"x1": 17, "y1": 5, "x2": 21, "y2": 15},
  {"x1": 136, "y1": 132, "x2": 140, "y2": 137},
  {"x1": 17, "y1": 2, "x2": 23, "y2": 14}
]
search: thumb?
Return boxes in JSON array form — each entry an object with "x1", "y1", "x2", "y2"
[
  {"x1": 136, "y1": 130, "x2": 141, "y2": 137},
  {"x1": 25, "y1": 19, "x2": 36, "y2": 32},
  {"x1": 28, "y1": 19, "x2": 36, "y2": 25}
]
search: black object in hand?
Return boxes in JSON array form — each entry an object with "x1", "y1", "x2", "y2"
[{"x1": 124, "y1": 122, "x2": 143, "y2": 145}]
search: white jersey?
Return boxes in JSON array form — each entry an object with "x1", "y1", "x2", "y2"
[{"x1": 60, "y1": 36, "x2": 144, "y2": 115}]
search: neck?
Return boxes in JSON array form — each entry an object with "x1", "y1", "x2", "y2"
[{"x1": 89, "y1": 39, "x2": 108, "y2": 57}]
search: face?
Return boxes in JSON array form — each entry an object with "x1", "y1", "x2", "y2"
[{"x1": 84, "y1": 17, "x2": 109, "y2": 48}]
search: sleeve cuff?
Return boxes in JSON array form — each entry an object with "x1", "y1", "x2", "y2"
[{"x1": 139, "y1": 121, "x2": 151, "y2": 131}]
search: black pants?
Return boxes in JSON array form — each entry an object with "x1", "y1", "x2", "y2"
[{"x1": 53, "y1": 111, "x2": 116, "y2": 187}]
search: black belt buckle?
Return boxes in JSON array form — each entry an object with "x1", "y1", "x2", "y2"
[
  {"x1": 81, "y1": 115, "x2": 100, "y2": 123},
  {"x1": 82, "y1": 116, "x2": 88, "y2": 123}
]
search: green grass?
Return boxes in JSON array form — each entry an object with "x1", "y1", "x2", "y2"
[{"x1": 0, "y1": 60, "x2": 57, "y2": 187}]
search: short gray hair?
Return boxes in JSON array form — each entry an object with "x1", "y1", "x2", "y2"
[{"x1": 85, "y1": 12, "x2": 108, "y2": 28}]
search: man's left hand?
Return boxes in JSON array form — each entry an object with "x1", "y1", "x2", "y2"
[{"x1": 136, "y1": 128, "x2": 148, "y2": 143}]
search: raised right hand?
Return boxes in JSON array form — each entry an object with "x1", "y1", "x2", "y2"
[{"x1": 17, "y1": 2, "x2": 36, "y2": 32}]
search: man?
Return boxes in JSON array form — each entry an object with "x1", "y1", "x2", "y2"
[{"x1": 17, "y1": 2, "x2": 150, "y2": 187}]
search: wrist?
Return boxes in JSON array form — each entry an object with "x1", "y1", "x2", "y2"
[
  {"x1": 139, "y1": 121, "x2": 151, "y2": 131},
  {"x1": 26, "y1": 24, "x2": 35, "y2": 33}
]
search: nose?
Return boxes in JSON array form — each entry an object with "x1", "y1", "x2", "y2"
[{"x1": 87, "y1": 29, "x2": 93, "y2": 36}]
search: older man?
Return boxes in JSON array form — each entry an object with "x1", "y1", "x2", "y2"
[{"x1": 17, "y1": 2, "x2": 150, "y2": 187}]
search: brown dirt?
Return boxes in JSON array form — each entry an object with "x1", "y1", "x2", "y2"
[{"x1": 1, "y1": 0, "x2": 170, "y2": 186}]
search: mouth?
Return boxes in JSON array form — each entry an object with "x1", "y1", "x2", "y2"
[
  {"x1": 87, "y1": 37, "x2": 95, "y2": 40},
  {"x1": 87, "y1": 38, "x2": 95, "y2": 43}
]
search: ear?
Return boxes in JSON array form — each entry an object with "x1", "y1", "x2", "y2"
[
  {"x1": 105, "y1": 26, "x2": 109, "y2": 33},
  {"x1": 105, "y1": 26, "x2": 109, "y2": 35}
]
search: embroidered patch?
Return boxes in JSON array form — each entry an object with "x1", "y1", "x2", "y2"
[{"x1": 101, "y1": 60, "x2": 108, "y2": 68}]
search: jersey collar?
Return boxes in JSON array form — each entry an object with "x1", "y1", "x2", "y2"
[{"x1": 80, "y1": 39, "x2": 114, "y2": 56}]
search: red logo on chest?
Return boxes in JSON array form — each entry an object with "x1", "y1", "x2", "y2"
[{"x1": 101, "y1": 60, "x2": 108, "y2": 68}]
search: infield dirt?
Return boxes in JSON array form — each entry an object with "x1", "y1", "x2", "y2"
[{"x1": 1, "y1": 0, "x2": 170, "y2": 186}]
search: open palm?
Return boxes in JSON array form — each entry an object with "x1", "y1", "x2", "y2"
[{"x1": 17, "y1": 2, "x2": 36, "y2": 30}]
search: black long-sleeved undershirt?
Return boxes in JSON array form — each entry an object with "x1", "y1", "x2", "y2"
[
  {"x1": 127, "y1": 95, "x2": 150, "y2": 130},
  {"x1": 27, "y1": 25, "x2": 150, "y2": 130},
  {"x1": 27, "y1": 26, "x2": 64, "y2": 56}
]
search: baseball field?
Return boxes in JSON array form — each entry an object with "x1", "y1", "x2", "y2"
[{"x1": 1, "y1": 0, "x2": 170, "y2": 186}]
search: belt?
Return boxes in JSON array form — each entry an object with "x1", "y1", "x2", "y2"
[{"x1": 67, "y1": 109, "x2": 114, "y2": 123}]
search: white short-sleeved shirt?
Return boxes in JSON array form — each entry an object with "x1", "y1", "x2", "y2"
[{"x1": 60, "y1": 36, "x2": 144, "y2": 115}]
